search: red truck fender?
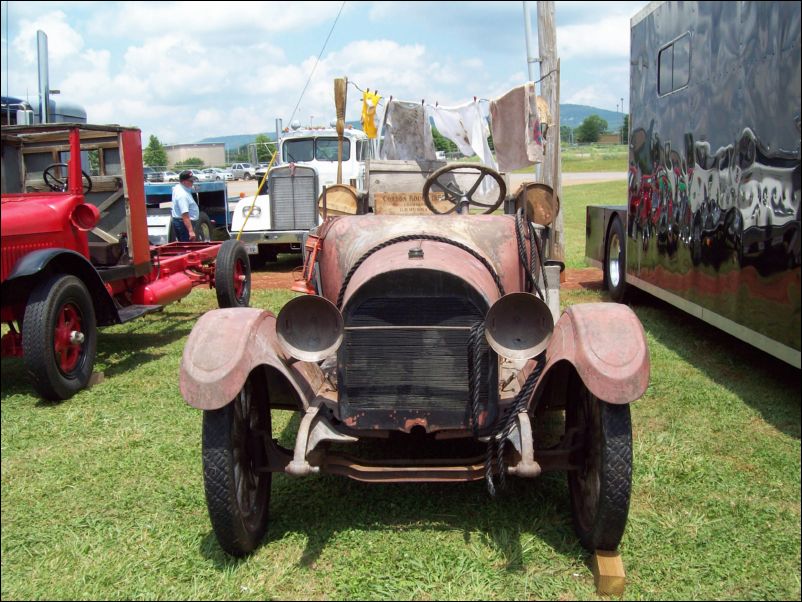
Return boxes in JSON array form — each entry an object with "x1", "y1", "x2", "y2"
[
  {"x1": 179, "y1": 308, "x2": 324, "y2": 411},
  {"x1": 535, "y1": 302, "x2": 650, "y2": 404}
]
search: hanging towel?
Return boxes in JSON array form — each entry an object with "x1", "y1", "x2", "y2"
[
  {"x1": 489, "y1": 82, "x2": 544, "y2": 171},
  {"x1": 361, "y1": 90, "x2": 382, "y2": 139},
  {"x1": 379, "y1": 100, "x2": 436, "y2": 161},
  {"x1": 428, "y1": 100, "x2": 497, "y2": 170}
]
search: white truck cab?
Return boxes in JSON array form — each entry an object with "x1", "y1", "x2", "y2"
[{"x1": 230, "y1": 126, "x2": 371, "y2": 262}]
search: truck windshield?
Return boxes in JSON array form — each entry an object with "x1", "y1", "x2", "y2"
[{"x1": 282, "y1": 137, "x2": 351, "y2": 162}]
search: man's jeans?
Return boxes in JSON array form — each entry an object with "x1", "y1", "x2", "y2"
[{"x1": 171, "y1": 218, "x2": 193, "y2": 242}]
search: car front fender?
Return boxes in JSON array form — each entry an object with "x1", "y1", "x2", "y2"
[
  {"x1": 179, "y1": 308, "x2": 325, "y2": 411},
  {"x1": 536, "y1": 302, "x2": 650, "y2": 404}
]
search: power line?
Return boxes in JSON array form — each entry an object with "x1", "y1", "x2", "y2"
[{"x1": 285, "y1": 0, "x2": 346, "y2": 127}]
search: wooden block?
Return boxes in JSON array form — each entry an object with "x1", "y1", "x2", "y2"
[
  {"x1": 591, "y1": 550, "x2": 626, "y2": 596},
  {"x1": 87, "y1": 372, "x2": 105, "y2": 388}
]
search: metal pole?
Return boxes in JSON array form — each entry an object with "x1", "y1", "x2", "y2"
[
  {"x1": 36, "y1": 30, "x2": 50, "y2": 124},
  {"x1": 523, "y1": 2, "x2": 538, "y2": 82}
]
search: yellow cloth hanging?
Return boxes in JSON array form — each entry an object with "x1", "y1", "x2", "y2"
[{"x1": 361, "y1": 90, "x2": 381, "y2": 139}]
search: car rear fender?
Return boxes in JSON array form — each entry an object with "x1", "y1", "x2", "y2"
[
  {"x1": 179, "y1": 308, "x2": 325, "y2": 411},
  {"x1": 534, "y1": 302, "x2": 649, "y2": 404}
]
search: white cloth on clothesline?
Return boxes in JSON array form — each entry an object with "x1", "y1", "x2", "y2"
[{"x1": 427, "y1": 100, "x2": 497, "y2": 171}]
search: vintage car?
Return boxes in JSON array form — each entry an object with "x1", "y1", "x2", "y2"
[{"x1": 180, "y1": 162, "x2": 650, "y2": 557}]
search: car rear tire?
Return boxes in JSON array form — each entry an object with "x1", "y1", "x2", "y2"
[
  {"x1": 202, "y1": 369, "x2": 271, "y2": 557},
  {"x1": 566, "y1": 373, "x2": 632, "y2": 551},
  {"x1": 605, "y1": 217, "x2": 628, "y2": 303},
  {"x1": 194, "y1": 212, "x2": 213, "y2": 242},
  {"x1": 22, "y1": 275, "x2": 97, "y2": 401},
  {"x1": 215, "y1": 239, "x2": 251, "y2": 308}
]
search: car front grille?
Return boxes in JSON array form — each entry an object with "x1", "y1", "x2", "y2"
[{"x1": 338, "y1": 270, "x2": 496, "y2": 428}]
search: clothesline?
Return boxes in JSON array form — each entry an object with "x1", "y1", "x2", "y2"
[{"x1": 346, "y1": 66, "x2": 557, "y2": 111}]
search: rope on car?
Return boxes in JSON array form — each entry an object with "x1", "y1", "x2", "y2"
[
  {"x1": 468, "y1": 322, "x2": 487, "y2": 437},
  {"x1": 479, "y1": 209, "x2": 549, "y2": 496},
  {"x1": 484, "y1": 353, "x2": 546, "y2": 496},
  {"x1": 335, "y1": 234, "x2": 505, "y2": 309}
]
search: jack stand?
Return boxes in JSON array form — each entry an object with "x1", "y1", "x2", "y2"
[{"x1": 591, "y1": 549, "x2": 626, "y2": 596}]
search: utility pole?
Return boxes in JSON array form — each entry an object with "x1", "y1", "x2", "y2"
[{"x1": 537, "y1": 1, "x2": 563, "y2": 262}]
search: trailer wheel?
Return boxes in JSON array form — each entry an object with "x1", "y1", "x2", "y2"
[
  {"x1": 215, "y1": 239, "x2": 251, "y2": 308},
  {"x1": 202, "y1": 369, "x2": 271, "y2": 557},
  {"x1": 195, "y1": 212, "x2": 213, "y2": 242},
  {"x1": 604, "y1": 217, "x2": 628, "y2": 302},
  {"x1": 22, "y1": 274, "x2": 97, "y2": 401},
  {"x1": 567, "y1": 374, "x2": 632, "y2": 551}
]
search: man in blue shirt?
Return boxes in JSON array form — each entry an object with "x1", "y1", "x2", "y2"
[{"x1": 172, "y1": 171, "x2": 200, "y2": 241}]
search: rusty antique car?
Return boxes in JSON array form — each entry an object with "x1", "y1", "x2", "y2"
[{"x1": 180, "y1": 162, "x2": 650, "y2": 557}]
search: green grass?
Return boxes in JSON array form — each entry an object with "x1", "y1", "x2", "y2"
[
  {"x1": 513, "y1": 144, "x2": 628, "y2": 174},
  {"x1": 562, "y1": 179, "x2": 627, "y2": 269},
  {"x1": 3, "y1": 188, "x2": 800, "y2": 600}
]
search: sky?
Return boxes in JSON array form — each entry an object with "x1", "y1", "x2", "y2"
[{"x1": 1, "y1": 1, "x2": 649, "y2": 145}]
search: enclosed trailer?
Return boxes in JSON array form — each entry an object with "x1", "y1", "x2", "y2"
[{"x1": 586, "y1": 0, "x2": 801, "y2": 368}]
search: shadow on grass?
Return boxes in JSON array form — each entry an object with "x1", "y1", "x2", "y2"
[
  {"x1": 251, "y1": 253, "x2": 303, "y2": 273},
  {"x1": 199, "y1": 411, "x2": 586, "y2": 572},
  {"x1": 0, "y1": 308, "x2": 199, "y2": 402},
  {"x1": 629, "y1": 289, "x2": 801, "y2": 439}
]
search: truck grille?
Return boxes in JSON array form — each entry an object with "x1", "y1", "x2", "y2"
[
  {"x1": 268, "y1": 165, "x2": 318, "y2": 230},
  {"x1": 2, "y1": 241, "x2": 52, "y2": 282},
  {"x1": 338, "y1": 271, "x2": 496, "y2": 426}
]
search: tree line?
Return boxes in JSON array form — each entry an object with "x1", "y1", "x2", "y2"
[{"x1": 144, "y1": 115, "x2": 630, "y2": 168}]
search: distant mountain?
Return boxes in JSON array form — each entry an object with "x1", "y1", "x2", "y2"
[
  {"x1": 200, "y1": 107, "x2": 624, "y2": 149},
  {"x1": 561, "y1": 104, "x2": 624, "y2": 132},
  {"x1": 198, "y1": 132, "x2": 276, "y2": 150}
]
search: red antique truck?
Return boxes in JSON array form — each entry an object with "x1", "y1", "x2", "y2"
[{"x1": 1, "y1": 123, "x2": 251, "y2": 400}]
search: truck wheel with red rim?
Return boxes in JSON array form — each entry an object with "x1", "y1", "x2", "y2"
[
  {"x1": 215, "y1": 240, "x2": 251, "y2": 308},
  {"x1": 22, "y1": 274, "x2": 97, "y2": 401}
]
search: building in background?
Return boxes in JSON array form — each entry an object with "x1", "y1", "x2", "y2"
[{"x1": 164, "y1": 143, "x2": 225, "y2": 168}]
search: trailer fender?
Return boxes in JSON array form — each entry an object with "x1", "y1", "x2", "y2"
[
  {"x1": 536, "y1": 303, "x2": 649, "y2": 404},
  {"x1": 179, "y1": 308, "x2": 324, "y2": 411},
  {"x1": 2, "y1": 248, "x2": 119, "y2": 326}
]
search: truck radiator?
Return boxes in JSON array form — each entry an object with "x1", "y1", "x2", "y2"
[
  {"x1": 338, "y1": 271, "x2": 497, "y2": 425},
  {"x1": 268, "y1": 165, "x2": 318, "y2": 230}
]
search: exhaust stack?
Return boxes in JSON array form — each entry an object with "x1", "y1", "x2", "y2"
[{"x1": 36, "y1": 30, "x2": 50, "y2": 124}]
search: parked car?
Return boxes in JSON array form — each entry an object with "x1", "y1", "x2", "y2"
[
  {"x1": 230, "y1": 162, "x2": 255, "y2": 180},
  {"x1": 142, "y1": 166, "x2": 156, "y2": 182},
  {"x1": 164, "y1": 171, "x2": 179, "y2": 182},
  {"x1": 203, "y1": 167, "x2": 233, "y2": 181},
  {"x1": 181, "y1": 161, "x2": 650, "y2": 558},
  {"x1": 147, "y1": 171, "x2": 170, "y2": 183},
  {"x1": 187, "y1": 168, "x2": 208, "y2": 182}
]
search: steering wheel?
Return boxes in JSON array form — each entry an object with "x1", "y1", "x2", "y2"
[
  {"x1": 422, "y1": 162, "x2": 506, "y2": 214},
  {"x1": 43, "y1": 163, "x2": 93, "y2": 194}
]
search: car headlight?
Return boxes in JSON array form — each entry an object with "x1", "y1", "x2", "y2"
[{"x1": 242, "y1": 204, "x2": 261, "y2": 218}]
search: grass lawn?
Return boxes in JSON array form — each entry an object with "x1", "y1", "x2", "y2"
[
  {"x1": 512, "y1": 144, "x2": 628, "y2": 174},
  {"x1": 2, "y1": 184, "x2": 800, "y2": 600}
]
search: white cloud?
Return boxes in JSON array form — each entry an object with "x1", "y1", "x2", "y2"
[
  {"x1": 12, "y1": 11, "x2": 84, "y2": 65},
  {"x1": 557, "y1": 15, "x2": 631, "y2": 59},
  {"x1": 86, "y1": 1, "x2": 346, "y2": 39}
]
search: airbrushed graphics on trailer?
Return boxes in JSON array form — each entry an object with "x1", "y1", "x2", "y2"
[{"x1": 586, "y1": 0, "x2": 800, "y2": 367}]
